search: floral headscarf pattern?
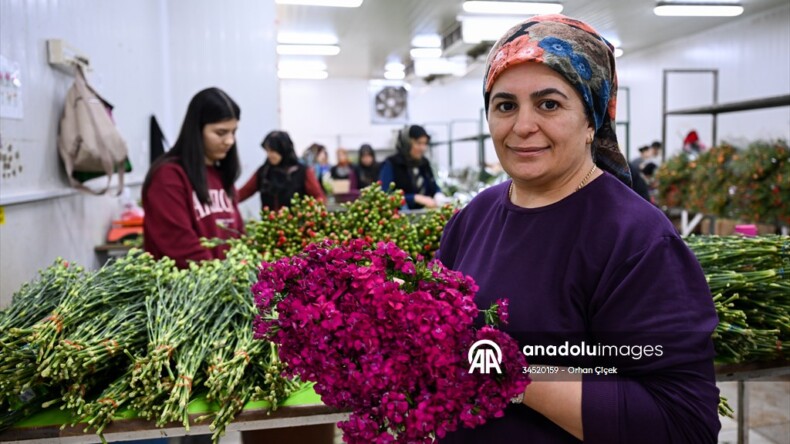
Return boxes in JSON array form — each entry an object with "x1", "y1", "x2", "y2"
[{"x1": 483, "y1": 14, "x2": 631, "y2": 186}]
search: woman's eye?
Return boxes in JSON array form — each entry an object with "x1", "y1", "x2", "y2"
[
  {"x1": 495, "y1": 102, "x2": 516, "y2": 112},
  {"x1": 540, "y1": 100, "x2": 559, "y2": 111}
]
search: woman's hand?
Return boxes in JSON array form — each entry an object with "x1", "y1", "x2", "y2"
[
  {"x1": 521, "y1": 365, "x2": 583, "y2": 440},
  {"x1": 413, "y1": 194, "x2": 438, "y2": 208}
]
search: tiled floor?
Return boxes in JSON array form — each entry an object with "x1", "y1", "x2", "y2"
[
  {"x1": 175, "y1": 379, "x2": 790, "y2": 443},
  {"x1": 718, "y1": 379, "x2": 790, "y2": 444}
]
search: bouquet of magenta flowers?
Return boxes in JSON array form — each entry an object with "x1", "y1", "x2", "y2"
[{"x1": 253, "y1": 240, "x2": 528, "y2": 443}]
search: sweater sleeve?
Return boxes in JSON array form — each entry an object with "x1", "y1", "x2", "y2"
[
  {"x1": 582, "y1": 235, "x2": 720, "y2": 444},
  {"x1": 237, "y1": 172, "x2": 258, "y2": 203},
  {"x1": 379, "y1": 160, "x2": 416, "y2": 208},
  {"x1": 142, "y1": 164, "x2": 212, "y2": 268},
  {"x1": 304, "y1": 167, "x2": 327, "y2": 203},
  {"x1": 435, "y1": 209, "x2": 463, "y2": 269}
]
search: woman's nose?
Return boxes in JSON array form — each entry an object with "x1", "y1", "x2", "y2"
[{"x1": 513, "y1": 107, "x2": 539, "y2": 137}]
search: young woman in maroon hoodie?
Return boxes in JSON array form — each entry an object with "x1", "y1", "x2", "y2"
[{"x1": 142, "y1": 87, "x2": 245, "y2": 268}]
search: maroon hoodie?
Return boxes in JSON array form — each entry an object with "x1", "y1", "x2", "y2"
[{"x1": 143, "y1": 162, "x2": 244, "y2": 268}]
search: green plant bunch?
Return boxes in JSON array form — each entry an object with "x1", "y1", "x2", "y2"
[
  {"x1": 687, "y1": 144, "x2": 738, "y2": 215},
  {"x1": 0, "y1": 259, "x2": 85, "y2": 412},
  {"x1": 687, "y1": 235, "x2": 789, "y2": 363},
  {"x1": 729, "y1": 140, "x2": 789, "y2": 225},
  {"x1": 656, "y1": 139, "x2": 789, "y2": 226},
  {"x1": 655, "y1": 152, "x2": 693, "y2": 209},
  {"x1": 232, "y1": 183, "x2": 458, "y2": 263}
]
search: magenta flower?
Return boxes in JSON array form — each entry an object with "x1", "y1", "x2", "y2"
[
  {"x1": 495, "y1": 298, "x2": 510, "y2": 325},
  {"x1": 253, "y1": 240, "x2": 529, "y2": 443}
]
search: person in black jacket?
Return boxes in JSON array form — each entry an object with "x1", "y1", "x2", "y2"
[
  {"x1": 354, "y1": 143, "x2": 380, "y2": 189},
  {"x1": 237, "y1": 131, "x2": 326, "y2": 210},
  {"x1": 379, "y1": 125, "x2": 441, "y2": 209}
]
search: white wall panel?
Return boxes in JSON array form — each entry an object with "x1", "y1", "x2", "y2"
[
  {"x1": 0, "y1": 0, "x2": 167, "y2": 305},
  {"x1": 410, "y1": 76, "x2": 496, "y2": 171},
  {"x1": 280, "y1": 78, "x2": 405, "y2": 159},
  {"x1": 0, "y1": 0, "x2": 279, "y2": 304},
  {"x1": 617, "y1": 3, "x2": 790, "y2": 158}
]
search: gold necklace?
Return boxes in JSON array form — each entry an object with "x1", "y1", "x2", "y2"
[{"x1": 508, "y1": 164, "x2": 598, "y2": 202}]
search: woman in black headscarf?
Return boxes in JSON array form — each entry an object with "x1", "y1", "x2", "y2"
[
  {"x1": 238, "y1": 130, "x2": 325, "y2": 210},
  {"x1": 378, "y1": 125, "x2": 442, "y2": 209},
  {"x1": 354, "y1": 143, "x2": 380, "y2": 189}
]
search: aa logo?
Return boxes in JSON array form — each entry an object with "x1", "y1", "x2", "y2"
[{"x1": 468, "y1": 339, "x2": 503, "y2": 374}]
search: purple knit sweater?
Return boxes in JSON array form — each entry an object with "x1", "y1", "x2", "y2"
[{"x1": 437, "y1": 172, "x2": 720, "y2": 444}]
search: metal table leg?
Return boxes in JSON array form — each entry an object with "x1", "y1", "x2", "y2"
[{"x1": 737, "y1": 379, "x2": 749, "y2": 444}]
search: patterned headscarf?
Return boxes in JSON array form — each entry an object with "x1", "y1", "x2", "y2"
[{"x1": 483, "y1": 14, "x2": 631, "y2": 186}]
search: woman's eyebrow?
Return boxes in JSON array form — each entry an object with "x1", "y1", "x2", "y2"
[
  {"x1": 490, "y1": 92, "x2": 517, "y2": 101},
  {"x1": 531, "y1": 88, "x2": 569, "y2": 100}
]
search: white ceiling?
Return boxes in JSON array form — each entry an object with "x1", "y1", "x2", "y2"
[{"x1": 275, "y1": 0, "x2": 787, "y2": 79}]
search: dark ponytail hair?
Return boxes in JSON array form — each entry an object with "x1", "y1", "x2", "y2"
[{"x1": 143, "y1": 87, "x2": 241, "y2": 204}]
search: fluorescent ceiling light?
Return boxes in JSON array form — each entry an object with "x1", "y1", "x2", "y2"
[
  {"x1": 277, "y1": 44, "x2": 341, "y2": 56},
  {"x1": 275, "y1": 0, "x2": 363, "y2": 7},
  {"x1": 278, "y1": 69, "x2": 329, "y2": 80},
  {"x1": 614, "y1": 48, "x2": 624, "y2": 58},
  {"x1": 278, "y1": 60, "x2": 328, "y2": 71},
  {"x1": 653, "y1": 3, "x2": 743, "y2": 17},
  {"x1": 462, "y1": 1, "x2": 563, "y2": 15},
  {"x1": 277, "y1": 32, "x2": 338, "y2": 45},
  {"x1": 603, "y1": 36, "x2": 621, "y2": 48},
  {"x1": 385, "y1": 61, "x2": 406, "y2": 72},
  {"x1": 410, "y1": 48, "x2": 443, "y2": 59},
  {"x1": 411, "y1": 34, "x2": 442, "y2": 48},
  {"x1": 459, "y1": 15, "x2": 526, "y2": 44},
  {"x1": 384, "y1": 71, "x2": 406, "y2": 80},
  {"x1": 413, "y1": 58, "x2": 467, "y2": 77}
]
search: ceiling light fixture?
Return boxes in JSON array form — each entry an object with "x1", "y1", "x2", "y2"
[
  {"x1": 413, "y1": 57, "x2": 467, "y2": 77},
  {"x1": 411, "y1": 34, "x2": 442, "y2": 48},
  {"x1": 277, "y1": 69, "x2": 329, "y2": 80},
  {"x1": 385, "y1": 61, "x2": 406, "y2": 72},
  {"x1": 275, "y1": 0, "x2": 363, "y2": 7},
  {"x1": 462, "y1": 1, "x2": 563, "y2": 15},
  {"x1": 614, "y1": 48, "x2": 624, "y2": 58},
  {"x1": 384, "y1": 71, "x2": 406, "y2": 80},
  {"x1": 458, "y1": 15, "x2": 527, "y2": 44},
  {"x1": 278, "y1": 60, "x2": 328, "y2": 71},
  {"x1": 410, "y1": 48, "x2": 443, "y2": 59},
  {"x1": 276, "y1": 44, "x2": 341, "y2": 56},
  {"x1": 277, "y1": 32, "x2": 339, "y2": 45},
  {"x1": 653, "y1": 2, "x2": 743, "y2": 17}
]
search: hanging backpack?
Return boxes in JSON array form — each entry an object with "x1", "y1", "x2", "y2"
[{"x1": 57, "y1": 65, "x2": 129, "y2": 195}]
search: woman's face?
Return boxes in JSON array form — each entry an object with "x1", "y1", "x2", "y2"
[
  {"x1": 316, "y1": 150, "x2": 328, "y2": 165},
  {"x1": 360, "y1": 152, "x2": 374, "y2": 166},
  {"x1": 488, "y1": 63, "x2": 593, "y2": 188},
  {"x1": 203, "y1": 119, "x2": 238, "y2": 165},
  {"x1": 265, "y1": 147, "x2": 282, "y2": 166},
  {"x1": 409, "y1": 136, "x2": 429, "y2": 160},
  {"x1": 337, "y1": 150, "x2": 349, "y2": 165}
]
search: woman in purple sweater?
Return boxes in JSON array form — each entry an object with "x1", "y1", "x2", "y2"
[{"x1": 437, "y1": 15, "x2": 720, "y2": 443}]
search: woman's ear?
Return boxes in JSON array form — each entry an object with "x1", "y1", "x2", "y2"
[{"x1": 586, "y1": 130, "x2": 595, "y2": 145}]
